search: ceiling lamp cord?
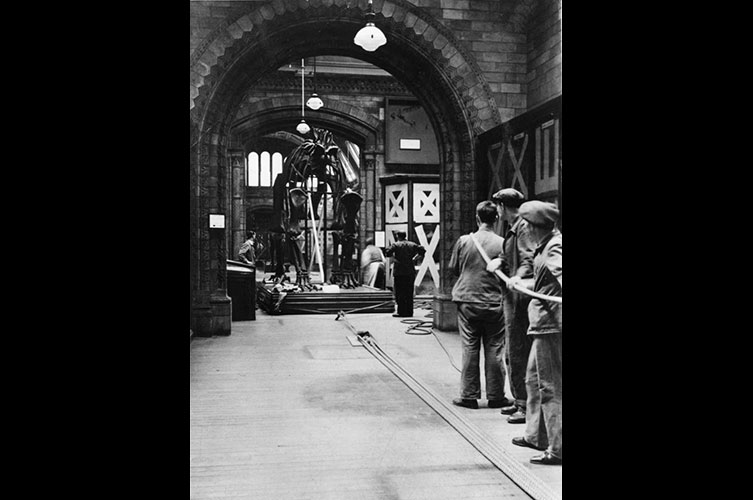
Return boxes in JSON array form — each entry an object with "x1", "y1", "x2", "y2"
[
  {"x1": 307, "y1": 56, "x2": 324, "y2": 110},
  {"x1": 296, "y1": 58, "x2": 310, "y2": 135}
]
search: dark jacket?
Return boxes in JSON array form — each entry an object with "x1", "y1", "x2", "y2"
[
  {"x1": 502, "y1": 216, "x2": 535, "y2": 279},
  {"x1": 527, "y1": 230, "x2": 562, "y2": 335},
  {"x1": 384, "y1": 239, "x2": 426, "y2": 277}
]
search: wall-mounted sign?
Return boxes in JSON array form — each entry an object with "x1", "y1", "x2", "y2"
[
  {"x1": 541, "y1": 119, "x2": 555, "y2": 129},
  {"x1": 209, "y1": 214, "x2": 225, "y2": 228},
  {"x1": 374, "y1": 231, "x2": 385, "y2": 248},
  {"x1": 514, "y1": 132, "x2": 526, "y2": 140},
  {"x1": 399, "y1": 139, "x2": 421, "y2": 150}
]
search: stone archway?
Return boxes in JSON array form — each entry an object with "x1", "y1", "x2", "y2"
[
  {"x1": 233, "y1": 96, "x2": 384, "y2": 274},
  {"x1": 190, "y1": 1, "x2": 502, "y2": 336}
]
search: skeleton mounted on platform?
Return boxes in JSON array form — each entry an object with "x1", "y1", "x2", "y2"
[{"x1": 269, "y1": 128, "x2": 362, "y2": 289}]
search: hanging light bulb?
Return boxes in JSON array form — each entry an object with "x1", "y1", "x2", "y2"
[
  {"x1": 354, "y1": 0, "x2": 386, "y2": 52},
  {"x1": 296, "y1": 58, "x2": 310, "y2": 135},
  {"x1": 296, "y1": 119, "x2": 310, "y2": 134},
  {"x1": 306, "y1": 92, "x2": 323, "y2": 110},
  {"x1": 306, "y1": 56, "x2": 324, "y2": 110}
]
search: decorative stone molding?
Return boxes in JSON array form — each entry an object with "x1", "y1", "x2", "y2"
[
  {"x1": 233, "y1": 96, "x2": 382, "y2": 132},
  {"x1": 248, "y1": 73, "x2": 412, "y2": 97},
  {"x1": 189, "y1": 0, "x2": 502, "y2": 132}
]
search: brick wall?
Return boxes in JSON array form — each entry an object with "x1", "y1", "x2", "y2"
[
  {"x1": 526, "y1": 0, "x2": 562, "y2": 109},
  {"x1": 189, "y1": 1, "x2": 542, "y2": 123},
  {"x1": 190, "y1": 1, "x2": 260, "y2": 56},
  {"x1": 425, "y1": 0, "x2": 528, "y2": 122}
]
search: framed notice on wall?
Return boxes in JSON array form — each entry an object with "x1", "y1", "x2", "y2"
[{"x1": 385, "y1": 98, "x2": 439, "y2": 164}]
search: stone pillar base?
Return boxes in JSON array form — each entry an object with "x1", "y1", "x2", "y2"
[{"x1": 192, "y1": 293, "x2": 232, "y2": 337}]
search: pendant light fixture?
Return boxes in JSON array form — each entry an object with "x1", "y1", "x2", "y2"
[
  {"x1": 296, "y1": 58, "x2": 310, "y2": 135},
  {"x1": 306, "y1": 56, "x2": 324, "y2": 110},
  {"x1": 354, "y1": 0, "x2": 386, "y2": 52}
]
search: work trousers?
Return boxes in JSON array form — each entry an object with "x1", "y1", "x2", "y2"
[
  {"x1": 524, "y1": 334, "x2": 562, "y2": 459},
  {"x1": 393, "y1": 275, "x2": 415, "y2": 317},
  {"x1": 456, "y1": 302, "x2": 506, "y2": 401},
  {"x1": 503, "y1": 293, "x2": 533, "y2": 410}
]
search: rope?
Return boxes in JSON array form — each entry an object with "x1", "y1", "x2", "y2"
[
  {"x1": 469, "y1": 233, "x2": 562, "y2": 304},
  {"x1": 339, "y1": 314, "x2": 561, "y2": 500},
  {"x1": 291, "y1": 300, "x2": 395, "y2": 316},
  {"x1": 401, "y1": 318, "x2": 432, "y2": 335},
  {"x1": 404, "y1": 301, "x2": 461, "y2": 372}
]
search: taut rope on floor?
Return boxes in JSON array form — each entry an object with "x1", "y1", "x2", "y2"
[{"x1": 336, "y1": 311, "x2": 561, "y2": 500}]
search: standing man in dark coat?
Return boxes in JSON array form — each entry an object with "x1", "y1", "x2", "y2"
[
  {"x1": 384, "y1": 230, "x2": 425, "y2": 317},
  {"x1": 488, "y1": 188, "x2": 536, "y2": 424}
]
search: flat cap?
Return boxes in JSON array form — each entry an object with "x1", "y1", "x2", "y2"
[
  {"x1": 519, "y1": 200, "x2": 560, "y2": 227},
  {"x1": 492, "y1": 188, "x2": 526, "y2": 207}
]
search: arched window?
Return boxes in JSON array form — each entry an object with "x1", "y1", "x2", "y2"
[
  {"x1": 247, "y1": 151, "x2": 286, "y2": 187},
  {"x1": 272, "y1": 153, "x2": 283, "y2": 183},
  {"x1": 248, "y1": 152, "x2": 259, "y2": 187},
  {"x1": 259, "y1": 152, "x2": 271, "y2": 186}
]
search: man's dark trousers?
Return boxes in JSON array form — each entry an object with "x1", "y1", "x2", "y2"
[
  {"x1": 393, "y1": 275, "x2": 415, "y2": 317},
  {"x1": 504, "y1": 290, "x2": 532, "y2": 410}
]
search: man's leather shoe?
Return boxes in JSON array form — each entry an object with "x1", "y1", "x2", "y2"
[
  {"x1": 530, "y1": 451, "x2": 562, "y2": 465},
  {"x1": 452, "y1": 398, "x2": 479, "y2": 409},
  {"x1": 487, "y1": 399, "x2": 513, "y2": 409},
  {"x1": 512, "y1": 436, "x2": 545, "y2": 451},
  {"x1": 499, "y1": 405, "x2": 518, "y2": 415},
  {"x1": 507, "y1": 410, "x2": 526, "y2": 424}
]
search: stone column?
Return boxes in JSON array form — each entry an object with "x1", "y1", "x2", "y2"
[
  {"x1": 362, "y1": 152, "x2": 376, "y2": 244},
  {"x1": 228, "y1": 148, "x2": 246, "y2": 260},
  {"x1": 192, "y1": 129, "x2": 231, "y2": 337}
]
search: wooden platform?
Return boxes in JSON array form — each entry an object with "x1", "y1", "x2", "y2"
[{"x1": 256, "y1": 282, "x2": 395, "y2": 315}]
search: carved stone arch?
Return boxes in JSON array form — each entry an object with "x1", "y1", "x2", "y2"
[
  {"x1": 189, "y1": 0, "x2": 500, "y2": 334},
  {"x1": 189, "y1": 0, "x2": 501, "y2": 132}
]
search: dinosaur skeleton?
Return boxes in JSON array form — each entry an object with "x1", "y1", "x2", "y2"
[{"x1": 269, "y1": 128, "x2": 363, "y2": 290}]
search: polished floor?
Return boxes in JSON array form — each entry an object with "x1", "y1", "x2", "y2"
[{"x1": 190, "y1": 302, "x2": 562, "y2": 499}]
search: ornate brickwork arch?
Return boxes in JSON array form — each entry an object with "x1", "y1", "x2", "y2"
[{"x1": 189, "y1": 0, "x2": 502, "y2": 334}]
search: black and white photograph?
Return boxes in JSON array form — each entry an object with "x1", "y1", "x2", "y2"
[{"x1": 189, "y1": 1, "x2": 564, "y2": 498}]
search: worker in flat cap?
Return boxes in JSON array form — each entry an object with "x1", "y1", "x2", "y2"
[
  {"x1": 449, "y1": 200, "x2": 512, "y2": 410},
  {"x1": 487, "y1": 188, "x2": 536, "y2": 424},
  {"x1": 384, "y1": 230, "x2": 425, "y2": 317},
  {"x1": 506, "y1": 200, "x2": 562, "y2": 465}
]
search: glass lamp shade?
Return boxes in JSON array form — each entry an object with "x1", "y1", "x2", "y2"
[
  {"x1": 296, "y1": 119, "x2": 310, "y2": 135},
  {"x1": 354, "y1": 23, "x2": 386, "y2": 52},
  {"x1": 306, "y1": 93, "x2": 324, "y2": 110}
]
